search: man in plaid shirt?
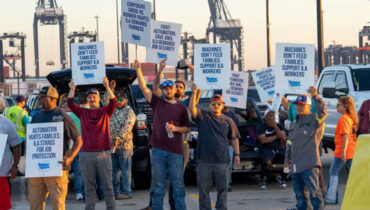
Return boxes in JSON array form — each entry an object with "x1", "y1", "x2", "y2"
[{"x1": 109, "y1": 92, "x2": 136, "y2": 200}]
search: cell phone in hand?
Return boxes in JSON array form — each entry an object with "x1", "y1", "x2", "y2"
[{"x1": 177, "y1": 59, "x2": 189, "y2": 69}]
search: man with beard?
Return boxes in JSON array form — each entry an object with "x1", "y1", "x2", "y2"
[
  {"x1": 189, "y1": 84, "x2": 240, "y2": 210},
  {"x1": 135, "y1": 60, "x2": 190, "y2": 210}
]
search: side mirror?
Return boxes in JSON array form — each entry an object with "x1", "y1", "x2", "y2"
[{"x1": 322, "y1": 81, "x2": 336, "y2": 98}]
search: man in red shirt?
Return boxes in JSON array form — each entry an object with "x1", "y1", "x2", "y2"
[
  {"x1": 68, "y1": 77, "x2": 117, "y2": 210},
  {"x1": 358, "y1": 99, "x2": 370, "y2": 135}
]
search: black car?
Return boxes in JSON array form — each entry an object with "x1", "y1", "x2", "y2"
[
  {"x1": 46, "y1": 66, "x2": 152, "y2": 189},
  {"x1": 184, "y1": 93, "x2": 283, "y2": 184}
]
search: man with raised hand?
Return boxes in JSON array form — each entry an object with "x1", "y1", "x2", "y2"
[
  {"x1": 68, "y1": 77, "x2": 116, "y2": 210},
  {"x1": 189, "y1": 83, "x2": 240, "y2": 210},
  {"x1": 135, "y1": 59, "x2": 190, "y2": 210},
  {"x1": 285, "y1": 87, "x2": 327, "y2": 210}
]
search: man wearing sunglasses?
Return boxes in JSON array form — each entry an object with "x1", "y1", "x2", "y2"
[
  {"x1": 109, "y1": 92, "x2": 136, "y2": 200},
  {"x1": 189, "y1": 83, "x2": 240, "y2": 210},
  {"x1": 135, "y1": 60, "x2": 190, "y2": 210}
]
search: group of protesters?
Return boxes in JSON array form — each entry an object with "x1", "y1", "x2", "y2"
[{"x1": 0, "y1": 58, "x2": 370, "y2": 210}]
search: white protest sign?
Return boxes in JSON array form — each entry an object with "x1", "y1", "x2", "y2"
[
  {"x1": 71, "y1": 41, "x2": 106, "y2": 85},
  {"x1": 0, "y1": 134, "x2": 8, "y2": 167},
  {"x1": 251, "y1": 67, "x2": 275, "y2": 102},
  {"x1": 121, "y1": 0, "x2": 151, "y2": 47},
  {"x1": 275, "y1": 43, "x2": 315, "y2": 94},
  {"x1": 146, "y1": 20, "x2": 182, "y2": 66},
  {"x1": 270, "y1": 93, "x2": 283, "y2": 121},
  {"x1": 26, "y1": 122, "x2": 64, "y2": 178},
  {"x1": 222, "y1": 71, "x2": 249, "y2": 109},
  {"x1": 194, "y1": 43, "x2": 230, "y2": 89}
]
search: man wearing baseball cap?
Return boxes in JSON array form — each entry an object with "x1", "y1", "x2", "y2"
[
  {"x1": 135, "y1": 60, "x2": 190, "y2": 210},
  {"x1": 28, "y1": 86, "x2": 82, "y2": 210},
  {"x1": 4, "y1": 95, "x2": 30, "y2": 156},
  {"x1": 68, "y1": 77, "x2": 117, "y2": 210},
  {"x1": 189, "y1": 84, "x2": 240, "y2": 210},
  {"x1": 285, "y1": 87, "x2": 327, "y2": 210}
]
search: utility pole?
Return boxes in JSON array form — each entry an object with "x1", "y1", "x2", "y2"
[
  {"x1": 266, "y1": 0, "x2": 271, "y2": 67},
  {"x1": 94, "y1": 16, "x2": 100, "y2": 41},
  {"x1": 316, "y1": 0, "x2": 324, "y2": 75},
  {"x1": 116, "y1": 0, "x2": 120, "y2": 64},
  {"x1": 153, "y1": 0, "x2": 158, "y2": 74}
]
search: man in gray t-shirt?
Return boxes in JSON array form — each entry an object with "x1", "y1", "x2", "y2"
[
  {"x1": 189, "y1": 84, "x2": 240, "y2": 210},
  {"x1": 0, "y1": 97, "x2": 21, "y2": 209}
]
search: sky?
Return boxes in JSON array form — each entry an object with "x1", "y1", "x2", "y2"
[{"x1": 0, "y1": 0, "x2": 369, "y2": 77}]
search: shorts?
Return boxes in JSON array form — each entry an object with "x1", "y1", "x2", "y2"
[{"x1": 0, "y1": 177, "x2": 11, "y2": 210}]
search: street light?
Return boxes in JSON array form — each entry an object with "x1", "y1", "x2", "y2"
[{"x1": 94, "y1": 16, "x2": 100, "y2": 41}]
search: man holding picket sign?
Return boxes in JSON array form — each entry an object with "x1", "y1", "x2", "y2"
[{"x1": 28, "y1": 86, "x2": 82, "y2": 210}]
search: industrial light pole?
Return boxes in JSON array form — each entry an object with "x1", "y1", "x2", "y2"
[
  {"x1": 266, "y1": 0, "x2": 271, "y2": 67},
  {"x1": 316, "y1": 0, "x2": 324, "y2": 75},
  {"x1": 94, "y1": 16, "x2": 99, "y2": 41},
  {"x1": 116, "y1": 0, "x2": 120, "y2": 64}
]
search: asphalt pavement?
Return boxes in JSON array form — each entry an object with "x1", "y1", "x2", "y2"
[{"x1": 10, "y1": 151, "x2": 346, "y2": 210}]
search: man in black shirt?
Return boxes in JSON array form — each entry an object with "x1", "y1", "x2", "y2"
[
  {"x1": 256, "y1": 109, "x2": 287, "y2": 190},
  {"x1": 189, "y1": 84, "x2": 240, "y2": 210}
]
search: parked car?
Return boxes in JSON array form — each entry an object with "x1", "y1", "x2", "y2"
[
  {"x1": 46, "y1": 66, "x2": 152, "y2": 189},
  {"x1": 184, "y1": 93, "x2": 284, "y2": 184},
  {"x1": 317, "y1": 64, "x2": 370, "y2": 152},
  {"x1": 199, "y1": 87, "x2": 270, "y2": 115},
  {"x1": 5, "y1": 96, "x2": 16, "y2": 107}
]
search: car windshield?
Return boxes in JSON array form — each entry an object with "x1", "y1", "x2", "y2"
[
  {"x1": 247, "y1": 88, "x2": 261, "y2": 102},
  {"x1": 351, "y1": 68, "x2": 370, "y2": 91},
  {"x1": 131, "y1": 84, "x2": 153, "y2": 99}
]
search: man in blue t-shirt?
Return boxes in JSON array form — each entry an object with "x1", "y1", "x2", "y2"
[{"x1": 189, "y1": 84, "x2": 240, "y2": 210}]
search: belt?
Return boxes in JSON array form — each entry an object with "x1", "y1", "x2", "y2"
[{"x1": 83, "y1": 149, "x2": 110, "y2": 152}]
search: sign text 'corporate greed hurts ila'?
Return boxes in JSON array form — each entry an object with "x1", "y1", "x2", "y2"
[{"x1": 122, "y1": 1, "x2": 149, "y2": 32}]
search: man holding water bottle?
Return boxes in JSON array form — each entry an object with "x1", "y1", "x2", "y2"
[{"x1": 135, "y1": 60, "x2": 190, "y2": 210}]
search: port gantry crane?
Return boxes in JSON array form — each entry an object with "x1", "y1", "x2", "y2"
[{"x1": 33, "y1": 0, "x2": 67, "y2": 77}]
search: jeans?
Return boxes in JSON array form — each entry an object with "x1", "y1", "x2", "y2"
[
  {"x1": 228, "y1": 146, "x2": 233, "y2": 185},
  {"x1": 72, "y1": 153, "x2": 83, "y2": 195},
  {"x1": 326, "y1": 157, "x2": 352, "y2": 204},
  {"x1": 197, "y1": 161, "x2": 229, "y2": 210},
  {"x1": 291, "y1": 168, "x2": 323, "y2": 210},
  {"x1": 112, "y1": 149, "x2": 133, "y2": 195},
  {"x1": 151, "y1": 147, "x2": 186, "y2": 210}
]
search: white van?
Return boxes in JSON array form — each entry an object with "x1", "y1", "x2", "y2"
[{"x1": 317, "y1": 64, "x2": 370, "y2": 152}]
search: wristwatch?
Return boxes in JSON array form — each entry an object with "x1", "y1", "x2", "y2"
[{"x1": 234, "y1": 154, "x2": 240, "y2": 157}]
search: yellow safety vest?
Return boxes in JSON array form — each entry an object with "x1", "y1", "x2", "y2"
[{"x1": 4, "y1": 105, "x2": 27, "y2": 138}]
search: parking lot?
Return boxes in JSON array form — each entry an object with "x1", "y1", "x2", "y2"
[{"x1": 10, "y1": 151, "x2": 346, "y2": 210}]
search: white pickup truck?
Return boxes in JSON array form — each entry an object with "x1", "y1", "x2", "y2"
[{"x1": 317, "y1": 64, "x2": 370, "y2": 152}]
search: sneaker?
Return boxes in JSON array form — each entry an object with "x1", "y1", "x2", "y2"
[
  {"x1": 76, "y1": 193, "x2": 83, "y2": 201},
  {"x1": 258, "y1": 177, "x2": 267, "y2": 190},
  {"x1": 276, "y1": 175, "x2": 287, "y2": 188},
  {"x1": 115, "y1": 194, "x2": 133, "y2": 200}
]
